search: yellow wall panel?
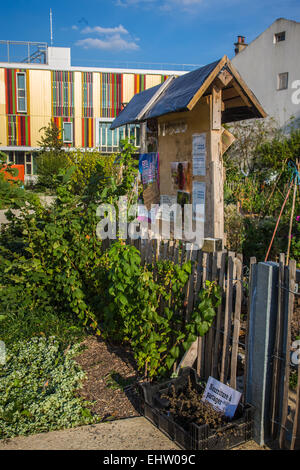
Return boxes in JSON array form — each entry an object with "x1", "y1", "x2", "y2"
[
  {"x1": 0, "y1": 69, "x2": 6, "y2": 145},
  {"x1": 0, "y1": 68, "x2": 6, "y2": 116},
  {"x1": 0, "y1": 116, "x2": 7, "y2": 147},
  {"x1": 123, "y1": 74, "x2": 134, "y2": 103},
  {"x1": 74, "y1": 117, "x2": 82, "y2": 148},
  {"x1": 74, "y1": 72, "x2": 82, "y2": 119},
  {"x1": 146, "y1": 75, "x2": 161, "y2": 89},
  {"x1": 74, "y1": 72, "x2": 82, "y2": 147},
  {"x1": 93, "y1": 72, "x2": 100, "y2": 117},
  {"x1": 29, "y1": 70, "x2": 52, "y2": 145}
]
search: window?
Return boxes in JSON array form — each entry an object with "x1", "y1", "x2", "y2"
[
  {"x1": 25, "y1": 153, "x2": 32, "y2": 176},
  {"x1": 63, "y1": 122, "x2": 73, "y2": 143},
  {"x1": 278, "y1": 72, "x2": 289, "y2": 90},
  {"x1": 4, "y1": 151, "x2": 33, "y2": 175},
  {"x1": 274, "y1": 31, "x2": 286, "y2": 43},
  {"x1": 96, "y1": 119, "x2": 140, "y2": 153},
  {"x1": 16, "y1": 72, "x2": 27, "y2": 113}
]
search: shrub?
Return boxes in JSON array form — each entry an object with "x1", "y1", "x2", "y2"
[
  {"x1": 224, "y1": 204, "x2": 245, "y2": 253},
  {"x1": 65, "y1": 150, "x2": 116, "y2": 195},
  {"x1": 0, "y1": 337, "x2": 98, "y2": 439},
  {"x1": 35, "y1": 151, "x2": 69, "y2": 190}
]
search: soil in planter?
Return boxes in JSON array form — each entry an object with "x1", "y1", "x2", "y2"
[{"x1": 161, "y1": 376, "x2": 230, "y2": 433}]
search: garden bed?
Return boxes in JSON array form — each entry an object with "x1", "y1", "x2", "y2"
[
  {"x1": 139, "y1": 368, "x2": 254, "y2": 450},
  {"x1": 74, "y1": 336, "x2": 142, "y2": 420}
]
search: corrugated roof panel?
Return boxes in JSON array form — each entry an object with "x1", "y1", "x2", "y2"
[
  {"x1": 143, "y1": 59, "x2": 221, "y2": 119},
  {"x1": 110, "y1": 83, "x2": 162, "y2": 129}
]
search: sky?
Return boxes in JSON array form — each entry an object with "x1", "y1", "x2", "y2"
[{"x1": 1, "y1": 0, "x2": 300, "y2": 70}]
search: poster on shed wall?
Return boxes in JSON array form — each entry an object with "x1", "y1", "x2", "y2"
[{"x1": 170, "y1": 162, "x2": 191, "y2": 192}]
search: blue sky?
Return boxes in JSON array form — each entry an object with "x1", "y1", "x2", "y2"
[{"x1": 1, "y1": 0, "x2": 300, "y2": 69}]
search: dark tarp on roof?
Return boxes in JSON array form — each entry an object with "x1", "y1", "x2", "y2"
[
  {"x1": 110, "y1": 57, "x2": 266, "y2": 129},
  {"x1": 110, "y1": 59, "x2": 220, "y2": 130},
  {"x1": 143, "y1": 59, "x2": 220, "y2": 120},
  {"x1": 110, "y1": 83, "x2": 162, "y2": 130}
]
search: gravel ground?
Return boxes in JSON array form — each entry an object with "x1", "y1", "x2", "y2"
[{"x1": 0, "y1": 418, "x2": 267, "y2": 450}]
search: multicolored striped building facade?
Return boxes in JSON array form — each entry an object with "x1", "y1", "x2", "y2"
[{"x1": 0, "y1": 49, "x2": 184, "y2": 182}]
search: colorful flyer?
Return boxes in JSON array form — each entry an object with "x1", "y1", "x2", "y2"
[
  {"x1": 139, "y1": 152, "x2": 159, "y2": 187},
  {"x1": 171, "y1": 162, "x2": 191, "y2": 192}
]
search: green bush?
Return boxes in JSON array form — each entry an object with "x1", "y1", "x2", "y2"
[
  {"x1": 224, "y1": 204, "x2": 245, "y2": 253},
  {"x1": 65, "y1": 150, "x2": 116, "y2": 195},
  {"x1": 36, "y1": 151, "x2": 69, "y2": 190},
  {"x1": 0, "y1": 337, "x2": 98, "y2": 439}
]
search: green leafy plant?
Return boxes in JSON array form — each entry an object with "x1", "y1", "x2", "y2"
[{"x1": 0, "y1": 337, "x2": 98, "y2": 439}]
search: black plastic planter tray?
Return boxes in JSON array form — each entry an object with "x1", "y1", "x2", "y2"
[{"x1": 139, "y1": 368, "x2": 254, "y2": 451}]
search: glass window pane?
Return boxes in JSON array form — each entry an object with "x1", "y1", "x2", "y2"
[
  {"x1": 17, "y1": 73, "x2": 25, "y2": 89},
  {"x1": 113, "y1": 129, "x2": 118, "y2": 147},
  {"x1": 15, "y1": 152, "x2": 25, "y2": 165},
  {"x1": 107, "y1": 128, "x2": 112, "y2": 147},
  {"x1": 18, "y1": 98, "x2": 26, "y2": 112},
  {"x1": 119, "y1": 127, "x2": 125, "y2": 141},
  {"x1": 101, "y1": 124, "x2": 106, "y2": 146},
  {"x1": 63, "y1": 122, "x2": 72, "y2": 142},
  {"x1": 136, "y1": 125, "x2": 140, "y2": 147},
  {"x1": 26, "y1": 164, "x2": 32, "y2": 175}
]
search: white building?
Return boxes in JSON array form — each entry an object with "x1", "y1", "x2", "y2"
[{"x1": 231, "y1": 18, "x2": 300, "y2": 129}]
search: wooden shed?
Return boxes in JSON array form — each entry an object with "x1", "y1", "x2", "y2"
[{"x1": 111, "y1": 55, "x2": 266, "y2": 246}]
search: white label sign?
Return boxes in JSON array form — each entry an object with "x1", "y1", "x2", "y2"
[
  {"x1": 202, "y1": 376, "x2": 241, "y2": 418},
  {"x1": 192, "y1": 133, "x2": 206, "y2": 176},
  {"x1": 192, "y1": 181, "x2": 205, "y2": 222}
]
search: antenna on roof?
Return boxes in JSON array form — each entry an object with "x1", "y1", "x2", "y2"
[{"x1": 50, "y1": 9, "x2": 53, "y2": 46}]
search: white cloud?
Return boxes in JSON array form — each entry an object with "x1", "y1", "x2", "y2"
[
  {"x1": 81, "y1": 25, "x2": 129, "y2": 35},
  {"x1": 75, "y1": 35, "x2": 140, "y2": 51}
]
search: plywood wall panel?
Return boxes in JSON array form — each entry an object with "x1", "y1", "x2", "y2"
[{"x1": 157, "y1": 97, "x2": 216, "y2": 238}]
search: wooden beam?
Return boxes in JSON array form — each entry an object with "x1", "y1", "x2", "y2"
[
  {"x1": 216, "y1": 69, "x2": 233, "y2": 87},
  {"x1": 187, "y1": 55, "x2": 228, "y2": 111},
  {"x1": 222, "y1": 87, "x2": 239, "y2": 101},
  {"x1": 211, "y1": 85, "x2": 222, "y2": 130},
  {"x1": 231, "y1": 80, "x2": 252, "y2": 107},
  {"x1": 224, "y1": 97, "x2": 246, "y2": 109}
]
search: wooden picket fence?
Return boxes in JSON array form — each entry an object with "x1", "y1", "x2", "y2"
[
  {"x1": 120, "y1": 238, "x2": 250, "y2": 396},
  {"x1": 267, "y1": 255, "x2": 300, "y2": 450},
  {"x1": 103, "y1": 237, "x2": 300, "y2": 449}
]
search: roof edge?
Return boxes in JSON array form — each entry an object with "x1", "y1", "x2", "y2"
[{"x1": 187, "y1": 55, "x2": 228, "y2": 111}]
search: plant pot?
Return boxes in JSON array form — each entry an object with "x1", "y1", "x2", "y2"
[{"x1": 139, "y1": 367, "x2": 254, "y2": 450}]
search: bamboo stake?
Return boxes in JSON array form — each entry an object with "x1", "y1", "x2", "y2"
[
  {"x1": 286, "y1": 159, "x2": 299, "y2": 265},
  {"x1": 265, "y1": 180, "x2": 293, "y2": 262}
]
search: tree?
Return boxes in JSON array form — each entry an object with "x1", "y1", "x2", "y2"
[{"x1": 36, "y1": 121, "x2": 69, "y2": 190}]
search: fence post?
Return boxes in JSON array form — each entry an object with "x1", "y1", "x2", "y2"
[{"x1": 246, "y1": 261, "x2": 279, "y2": 446}]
